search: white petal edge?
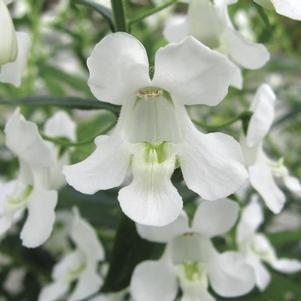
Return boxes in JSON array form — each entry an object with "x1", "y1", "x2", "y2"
[
  {"x1": 192, "y1": 199, "x2": 239, "y2": 238},
  {"x1": 223, "y1": 28, "x2": 270, "y2": 70},
  {"x1": 247, "y1": 84, "x2": 275, "y2": 147},
  {"x1": 153, "y1": 36, "x2": 238, "y2": 106},
  {"x1": 130, "y1": 258, "x2": 178, "y2": 301},
  {"x1": 136, "y1": 211, "x2": 189, "y2": 243},
  {"x1": 63, "y1": 135, "x2": 130, "y2": 194},
  {"x1": 87, "y1": 32, "x2": 150, "y2": 105},
  {"x1": 0, "y1": 31, "x2": 30, "y2": 87},
  {"x1": 20, "y1": 188, "x2": 57, "y2": 248}
]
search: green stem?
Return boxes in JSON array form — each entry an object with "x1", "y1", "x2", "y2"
[
  {"x1": 42, "y1": 121, "x2": 116, "y2": 147},
  {"x1": 101, "y1": 213, "x2": 155, "y2": 292},
  {"x1": 0, "y1": 96, "x2": 120, "y2": 113},
  {"x1": 193, "y1": 111, "x2": 253, "y2": 131},
  {"x1": 129, "y1": 0, "x2": 178, "y2": 26},
  {"x1": 111, "y1": 0, "x2": 128, "y2": 32}
]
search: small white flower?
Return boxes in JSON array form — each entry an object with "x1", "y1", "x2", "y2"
[
  {"x1": 254, "y1": 0, "x2": 301, "y2": 20},
  {"x1": 164, "y1": 0, "x2": 270, "y2": 89},
  {"x1": 64, "y1": 32, "x2": 248, "y2": 227},
  {"x1": 131, "y1": 200, "x2": 255, "y2": 301},
  {"x1": 0, "y1": 110, "x2": 76, "y2": 247},
  {"x1": 237, "y1": 197, "x2": 301, "y2": 291},
  {"x1": 0, "y1": 0, "x2": 30, "y2": 86},
  {"x1": 241, "y1": 84, "x2": 301, "y2": 213},
  {"x1": 39, "y1": 208, "x2": 105, "y2": 301},
  {"x1": 0, "y1": 109, "x2": 58, "y2": 248}
]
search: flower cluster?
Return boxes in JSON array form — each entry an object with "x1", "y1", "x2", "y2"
[{"x1": 0, "y1": 0, "x2": 300, "y2": 300}]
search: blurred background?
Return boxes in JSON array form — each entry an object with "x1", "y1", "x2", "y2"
[{"x1": 0, "y1": 0, "x2": 300, "y2": 300}]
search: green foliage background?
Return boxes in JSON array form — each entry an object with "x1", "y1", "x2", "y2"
[{"x1": 0, "y1": 0, "x2": 300, "y2": 300}]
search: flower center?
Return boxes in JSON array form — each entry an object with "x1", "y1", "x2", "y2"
[
  {"x1": 136, "y1": 87, "x2": 164, "y2": 99},
  {"x1": 126, "y1": 87, "x2": 181, "y2": 144},
  {"x1": 183, "y1": 262, "x2": 203, "y2": 282}
]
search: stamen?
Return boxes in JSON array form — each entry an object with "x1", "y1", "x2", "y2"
[{"x1": 136, "y1": 87, "x2": 163, "y2": 100}]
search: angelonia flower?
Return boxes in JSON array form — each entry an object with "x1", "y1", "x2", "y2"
[
  {"x1": 0, "y1": 0, "x2": 30, "y2": 86},
  {"x1": 131, "y1": 199, "x2": 255, "y2": 301},
  {"x1": 164, "y1": 0, "x2": 270, "y2": 89},
  {"x1": 237, "y1": 197, "x2": 301, "y2": 291},
  {"x1": 254, "y1": 0, "x2": 301, "y2": 20},
  {"x1": 0, "y1": 109, "x2": 76, "y2": 248},
  {"x1": 63, "y1": 32, "x2": 248, "y2": 227},
  {"x1": 241, "y1": 84, "x2": 301, "y2": 213},
  {"x1": 39, "y1": 208, "x2": 105, "y2": 301}
]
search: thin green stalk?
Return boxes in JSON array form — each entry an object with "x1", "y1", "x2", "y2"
[
  {"x1": 111, "y1": 0, "x2": 128, "y2": 32},
  {"x1": 129, "y1": 0, "x2": 178, "y2": 26},
  {"x1": 193, "y1": 111, "x2": 253, "y2": 131},
  {"x1": 42, "y1": 121, "x2": 116, "y2": 147}
]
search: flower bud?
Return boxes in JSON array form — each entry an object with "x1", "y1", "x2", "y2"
[{"x1": 0, "y1": 0, "x2": 17, "y2": 65}]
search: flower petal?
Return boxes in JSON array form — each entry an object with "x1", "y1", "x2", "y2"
[
  {"x1": 38, "y1": 281, "x2": 69, "y2": 301},
  {"x1": 68, "y1": 265, "x2": 103, "y2": 301},
  {"x1": 223, "y1": 28, "x2": 270, "y2": 69},
  {"x1": 271, "y1": 258, "x2": 301, "y2": 274},
  {"x1": 0, "y1": 31, "x2": 30, "y2": 87},
  {"x1": 272, "y1": 0, "x2": 301, "y2": 20},
  {"x1": 136, "y1": 211, "x2": 189, "y2": 243},
  {"x1": 283, "y1": 175, "x2": 301, "y2": 196},
  {"x1": 246, "y1": 254, "x2": 271, "y2": 291},
  {"x1": 192, "y1": 199, "x2": 239, "y2": 238},
  {"x1": 208, "y1": 251, "x2": 255, "y2": 297},
  {"x1": 187, "y1": 0, "x2": 224, "y2": 48},
  {"x1": 249, "y1": 153, "x2": 285, "y2": 213},
  {"x1": 163, "y1": 15, "x2": 188, "y2": 43},
  {"x1": 246, "y1": 84, "x2": 275, "y2": 147},
  {"x1": 0, "y1": 0, "x2": 17, "y2": 65},
  {"x1": 153, "y1": 36, "x2": 238, "y2": 106},
  {"x1": 44, "y1": 111, "x2": 76, "y2": 142},
  {"x1": 237, "y1": 196, "x2": 264, "y2": 244},
  {"x1": 5, "y1": 109, "x2": 55, "y2": 168},
  {"x1": 177, "y1": 107, "x2": 248, "y2": 200},
  {"x1": 63, "y1": 135, "x2": 130, "y2": 194},
  {"x1": 87, "y1": 32, "x2": 150, "y2": 105},
  {"x1": 20, "y1": 187, "x2": 57, "y2": 248},
  {"x1": 70, "y1": 208, "x2": 105, "y2": 261},
  {"x1": 130, "y1": 258, "x2": 178, "y2": 301},
  {"x1": 119, "y1": 147, "x2": 182, "y2": 226}
]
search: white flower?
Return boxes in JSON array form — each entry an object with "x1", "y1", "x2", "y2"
[
  {"x1": 63, "y1": 32, "x2": 248, "y2": 227},
  {"x1": 0, "y1": 0, "x2": 30, "y2": 86},
  {"x1": 241, "y1": 84, "x2": 301, "y2": 213},
  {"x1": 237, "y1": 197, "x2": 301, "y2": 291},
  {"x1": 0, "y1": 110, "x2": 75, "y2": 247},
  {"x1": 254, "y1": 0, "x2": 301, "y2": 20},
  {"x1": 131, "y1": 200, "x2": 255, "y2": 301},
  {"x1": 0, "y1": 109, "x2": 58, "y2": 248},
  {"x1": 39, "y1": 208, "x2": 105, "y2": 301},
  {"x1": 164, "y1": 0, "x2": 270, "y2": 89}
]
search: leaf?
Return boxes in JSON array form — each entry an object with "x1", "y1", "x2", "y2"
[
  {"x1": 0, "y1": 96, "x2": 120, "y2": 113},
  {"x1": 268, "y1": 228, "x2": 301, "y2": 247},
  {"x1": 40, "y1": 63, "x2": 92, "y2": 95},
  {"x1": 71, "y1": 110, "x2": 117, "y2": 162}
]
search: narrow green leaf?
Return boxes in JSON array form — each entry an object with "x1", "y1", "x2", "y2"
[
  {"x1": 75, "y1": 0, "x2": 115, "y2": 31},
  {"x1": 0, "y1": 96, "x2": 120, "y2": 113}
]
